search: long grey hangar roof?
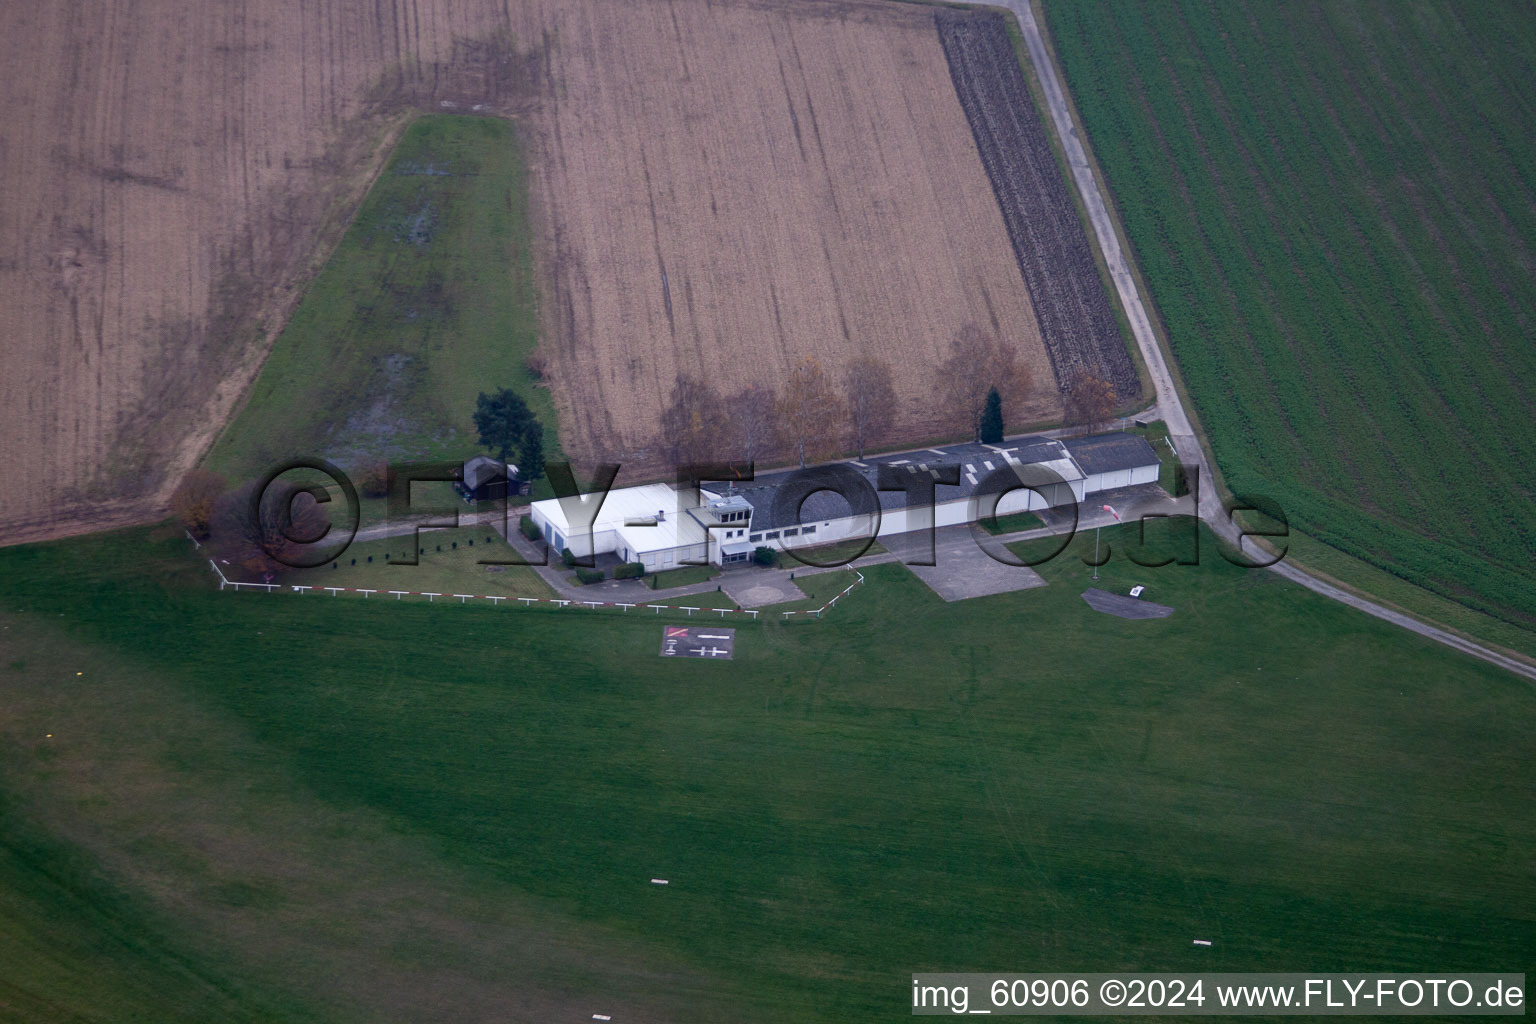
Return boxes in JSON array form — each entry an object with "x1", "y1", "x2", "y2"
[
  {"x1": 722, "y1": 433, "x2": 1147, "y2": 532},
  {"x1": 1060, "y1": 433, "x2": 1160, "y2": 475}
]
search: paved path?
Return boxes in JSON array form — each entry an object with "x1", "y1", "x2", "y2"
[{"x1": 973, "y1": 0, "x2": 1536, "y2": 683}]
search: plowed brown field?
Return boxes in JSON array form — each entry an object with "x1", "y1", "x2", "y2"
[
  {"x1": 526, "y1": 0, "x2": 1060, "y2": 474},
  {"x1": 0, "y1": 0, "x2": 1061, "y2": 544}
]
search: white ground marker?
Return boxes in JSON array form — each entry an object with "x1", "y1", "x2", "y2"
[
  {"x1": 1193, "y1": 939, "x2": 1212, "y2": 946},
  {"x1": 650, "y1": 878, "x2": 669, "y2": 885}
]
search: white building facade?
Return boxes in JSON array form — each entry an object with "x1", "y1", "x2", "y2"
[{"x1": 529, "y1": 432, "x2": 1162, "y2": 569}]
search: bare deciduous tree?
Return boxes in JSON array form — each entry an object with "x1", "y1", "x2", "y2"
[
  {"x1": 724, "y1": 382, "x2": 780, "y2": 469},
  {"x1": 659, "y1": 374, "x2": 725, "y2": 467},
  {"x1": 939, "y1": 323, "x2": 1032, "y2": 441},
  {"x1": 1062, "y1": 370, "x2": 1118, "y2": 435},
  {"x1": 843, "y1": 355, "x2": 897, "y2": 459},
  {"x1": 777, "y1": 356, "x2": 845, "y2": 467},
  {"x1": 210, "y1": 478, "x2": 333, "y2": 576},
  {"x1": 169, "y1": 468, "x2": 227, "y2": 539}
]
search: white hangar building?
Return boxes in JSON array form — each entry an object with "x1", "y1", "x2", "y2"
[{"x1": 528, "y1": 432, "x2": 1161, "y2": 570}]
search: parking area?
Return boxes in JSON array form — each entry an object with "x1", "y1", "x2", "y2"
[{"x1": 885, "y1": 527, "x2": 1046, "y2": 602}]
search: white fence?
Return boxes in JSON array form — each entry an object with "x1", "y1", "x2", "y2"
[{"x1": 208, "y1": 557, "x2": 867, "y2": 622}]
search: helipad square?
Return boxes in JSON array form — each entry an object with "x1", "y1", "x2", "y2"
[{"x1": 659, "y1": 625, "x2": 735, "y2": 660}]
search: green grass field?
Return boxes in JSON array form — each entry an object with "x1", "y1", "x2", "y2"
[
  {"x1": 1041, "y1": 0, "x2": 1536, "y2": 653},
  {"x1": 2, "y1": 521, "x2": 1532, "y2": 1020},
  {"x1": 287, "y1": 533, "x2": 551, "y2": 601},
  {"x1": 979, "y1": 509, "x2": 1045, "y2": 536},
  {"x1": 204, "y1": 115, "x2": 556, "y2": 490},
  {"x1": 642, "y1": 565, "x2": 720, "y2": 589}
]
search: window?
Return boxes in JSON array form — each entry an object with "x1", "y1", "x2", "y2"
[
  {"x1": 803, "y1": 524, "x2": 817, "y2": 534},
  {"x1": 750, "y1": 533, "x2": 762, "y2": 542},
  {"x1": 765, "y1": 531, "x2": 780, "y2": 540},
  {"x1": 783, "y1": 528, "x2": 799, "y2": 537}
]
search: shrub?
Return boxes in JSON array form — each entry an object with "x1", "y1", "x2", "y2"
[
  {"x1": 560, "y1": 547, "x2": 576, "y2": 568},
  {"x1": 574, "y1": 567, "x2": 604, "y2": 585},
  {"x1": 170, "y1": 468, "x2": 227, "y2": 539},
  {"x1": 357, "y1": 463, "x2": 390, "y2": 499},
  {"x1": 1171, "y1": 462, "x2": 1190, "y2": 498},
  {"x1": 753, "y1": 546, "x2": 778, "y2": 567},
  {"x1": 519, "y1": 515, "x2": 541, "y2": 541},
  {"x1": 614, "y1": 562, "x2": 645, "y2": 580}
]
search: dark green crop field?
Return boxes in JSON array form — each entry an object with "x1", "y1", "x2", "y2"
[
  {"x1": 205, "y1": 115, "x2": 555, "y2": 486},
  {"x1": 1041, "y1": 0, "x2": 1536, "y2": 647},
  {"x1": 2, "y1": 522, "x2": 1532, "y2": 1021}
]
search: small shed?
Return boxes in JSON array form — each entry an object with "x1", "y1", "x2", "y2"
[{"x1": 458, "y1": 455, "x2": 529, "y2": 501}]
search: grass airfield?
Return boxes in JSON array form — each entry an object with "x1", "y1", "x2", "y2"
[{"x1": 1, "y1": 520, "x2": 1531, "y2": 1021}]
